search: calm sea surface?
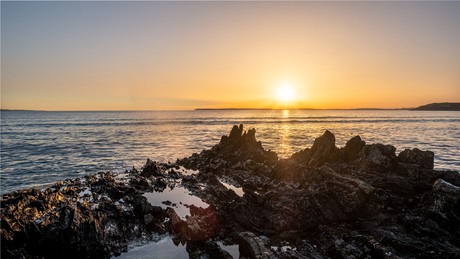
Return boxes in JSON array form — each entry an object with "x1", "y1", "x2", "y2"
[{"x1": 1, "y1": 110, "x2": 459, "y2": 194}]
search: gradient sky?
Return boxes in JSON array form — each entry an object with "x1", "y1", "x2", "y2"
[{"x1": 2, "y1": 1, "x2": 460, "y2": 110}]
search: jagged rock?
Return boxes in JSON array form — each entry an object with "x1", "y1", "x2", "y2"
[
  {"x1": 291, "y1": 130, "x2": 349, "y2": 167},
  {"x1": 398, "y1": 148, "x2": 434, "y2": 169},
  {"x1": 342, "y1": 135, "x2": 366, "y2": 161},
  {"x1": 308, "y1": 130, "x2": 341, "y2": 167},
  {"x1": 141, "y1": 159, "x2": 164, "y2": 177},
  {"x1": 183, "y1": 124, "x2": 278, "y2": 168}
]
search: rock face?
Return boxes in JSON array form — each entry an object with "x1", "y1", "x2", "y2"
[
  {"x1": 2, "y1": 125, "x2": 460, "y2": 259},
  {"x1": 398, "y1": 148, "x2": 434, "y2": 169}
]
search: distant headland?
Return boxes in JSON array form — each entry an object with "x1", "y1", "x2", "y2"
[{"x1": 411, "y1": 102, "x2": 460, "y2": 111}]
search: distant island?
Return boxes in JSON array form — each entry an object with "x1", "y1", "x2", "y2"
[{"x1": 411, "y1": 102, "x2": 460, "y2": 111}]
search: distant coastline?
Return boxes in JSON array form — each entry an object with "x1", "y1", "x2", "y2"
[
  {"x1": 195, "y1": 108, "x2": 410, "y2": 111},
  {"x1": 3, "y1": 102, "x2": 459, "y2": 112},
  {"x1": 0, "y1": 109, "x2": 40, "y2": 112}
]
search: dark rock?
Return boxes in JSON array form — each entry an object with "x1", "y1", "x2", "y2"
[
  {"x1": 178, "y1": 124, "x2": 277, "y2": 170},
  {"x1": 342, "y1": 135, "x2": 366, "y2": 161},
  {"x1": 166, "y1": 205, "x2": 218, "y2": 241},
  {"x1": 141, "y1": 159, "x2": 164, "y2": 177},
  {"x1": 432, "y1": 178, "x2": 460, "y2": 194},
  {"x1": 308, "y1": 130, "x2": 341, "y2": 167},
  {"x1": 204, "y1": 240, "x2": 233, "y2": 259},
  {"x1": 228, "y1": 124, "x2": 244, "y2": 143},
  {"x1": 291, "y1": 130, "x2": 345, "y2": 167},
  {"x1": 356, "y1": 143, "x2": 398, "y2": 172},
  {"x1": 238, "y1": 232, "x2": 275, "y2": 259},
  {"x1": 398, "y1": 148, "x2": 434, "y2": 169}
]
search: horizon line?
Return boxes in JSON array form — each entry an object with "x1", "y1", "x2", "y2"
[{"x1": 1, "y1": 107, "x2": 414, "y2": 112}]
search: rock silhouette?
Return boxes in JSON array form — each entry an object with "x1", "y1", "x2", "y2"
[{"x1": 2, "y1": 125, "x2": 459, "y2": 258}]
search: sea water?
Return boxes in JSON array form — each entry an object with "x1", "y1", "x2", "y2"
[{"x1": 1, "y1": 109, "x2": 459, "y2": 194}]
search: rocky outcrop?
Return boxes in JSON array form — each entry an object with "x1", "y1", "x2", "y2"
[
  {"x1": 177, "y1": 124, "x2": 278, "y2": 170},
  {"x1": 176, "y1": 125, "x2": 460, "y2": 258},
  {"x1": 2, "y1": 125, "x2": 460, "y2": 259}
]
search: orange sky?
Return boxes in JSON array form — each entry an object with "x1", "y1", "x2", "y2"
[{"x1": 2, "y1": 1, "x2": 460, "y2": 111}]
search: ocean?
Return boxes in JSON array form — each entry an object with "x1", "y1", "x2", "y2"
[{"x1": 1, "y1": 109, "x2": 459, "y2": 195}]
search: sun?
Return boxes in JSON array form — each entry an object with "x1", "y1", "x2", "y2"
[{"x1": 276, "y1": 83, "x2": 295, "y2": 103}]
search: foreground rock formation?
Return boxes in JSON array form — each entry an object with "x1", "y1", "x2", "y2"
[{"x1": 2, "y1": 125, "x2": 460, "y2": 258}]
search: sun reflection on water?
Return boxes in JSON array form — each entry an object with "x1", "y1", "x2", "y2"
[
  {"x1": 279, "y1": 110, "x2": 292, "y2": 158},
  {"x1": 282, "y1": 110, "x2": 290, "y2": 118}
]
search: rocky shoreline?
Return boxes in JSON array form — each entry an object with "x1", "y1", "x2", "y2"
[{"x1": 2, "y1": 124, "x2": 460, "y2": 258}]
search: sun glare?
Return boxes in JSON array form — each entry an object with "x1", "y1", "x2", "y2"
[{"x1": 276, "y1": 84, "x2": 295, "y2": 103}]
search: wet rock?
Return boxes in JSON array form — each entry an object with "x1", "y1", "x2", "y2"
[
  {"x1": 238, "y1": 232, "x2": 275, "y2": 259},
  {"x1": 204, "y1": 240, "x2": 233, "y2": 259},
  {"x1": 0, "y1": 172, "x2": 162, "y2": 259},
  {"x1": 166, "y1": 204, "x2": 218, "y2": 241},
  {"x1": 432, "y1": 178, "x2": 460, "y2": 194}
]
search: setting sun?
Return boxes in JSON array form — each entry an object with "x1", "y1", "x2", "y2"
[{"x1": 276, "y1": 84, "x2": 295, "y2": 103}]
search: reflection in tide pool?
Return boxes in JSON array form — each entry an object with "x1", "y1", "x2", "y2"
[
  {"x1": 115, "y1": 235, "x2": 240, "y2": 259},
  {"x1": 217, "y1": 241, "x2": 239, "y2": 258},
  {"x1": 115, "y1": 234, "x2": 188, "y2": 259},
  {"x1": 219, "y1": 179, "x2": 244, "y2": 197},
  {"x1": 144, "y1": 185, "x2": 208, "y2": 219}
]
